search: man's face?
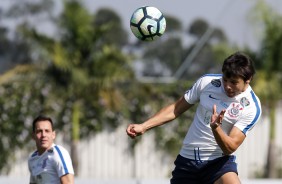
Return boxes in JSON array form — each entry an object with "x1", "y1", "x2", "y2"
[
  {"x1": 222, "y1": 75, "x2": 250, "y2": 98},
  {"x1": 33, "y1": 120, "x2": 55, "y2": 154}
]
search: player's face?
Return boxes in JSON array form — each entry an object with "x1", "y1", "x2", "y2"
[
  {"x1": 222, "y1": 75, "x2": 250, "y2": 98},
  {"x1": 33, "y1": 120, "x2": 56, "y2": 155}
]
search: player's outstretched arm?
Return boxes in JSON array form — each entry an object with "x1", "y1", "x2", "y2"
[{"x1": 126, "y1": 96, "x2": 193, "y2": 139}]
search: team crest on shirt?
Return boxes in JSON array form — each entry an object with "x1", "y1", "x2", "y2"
[
  {"x1": 211, "y1": 79, "x2": 221, "y2": 87},
  {"x1": 240, "y1": 97, "x2": 250, "y2": 107},
  {"x1": 227, "y1": 103, "x2": 243, "y2": 119}
]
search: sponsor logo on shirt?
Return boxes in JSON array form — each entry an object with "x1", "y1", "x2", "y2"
[{"x1": 211, "y1": 79, "x2": 221, "y2": 87}]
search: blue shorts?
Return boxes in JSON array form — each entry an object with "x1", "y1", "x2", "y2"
[{"x1": 170, "y1": 154, "x2": 238, "y2": 184}]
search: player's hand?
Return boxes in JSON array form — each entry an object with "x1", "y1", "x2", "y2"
[
  {"x1": 126, "y1": 124, "x2": 146, "y2": 139},
  {"x1": 210, "y1": 104, "x2": 225, "y2": 129}
]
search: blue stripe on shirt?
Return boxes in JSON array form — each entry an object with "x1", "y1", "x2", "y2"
[
  {"x1": 243, "y1": 90, "x2": 261, "y2": 134},
  {"x1": 55, "y1": 145, "x2": 69, "y2": 174}
]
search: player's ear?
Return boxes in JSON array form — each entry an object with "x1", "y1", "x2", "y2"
[
  {"x1": 52, "y1": 131, "x2": 56, "y2": 139},
  {"x1": 245, "y1": 76, "x2": 252, "y2": 84},
  {"x1": 247, "y1": 76, "x2": 253, "y2": 83}
]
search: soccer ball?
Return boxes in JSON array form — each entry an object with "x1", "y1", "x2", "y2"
[{"x1": 130, "y1": 6, "x2": 166, "y2": 41}]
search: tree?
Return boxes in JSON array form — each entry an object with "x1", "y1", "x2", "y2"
[
  {"x1": 0, "y1": 0, "x2": 134, "y2": 174},
  {"x1": 188, "y1": 18, "x2": 209, "y2": 39},
  {"x1": 139, "y1": 17, "x2": 231, "y2": 80},
  {"x1": 93, "y1": 8, "x2": 128, "y2": 47},
  {"x1": 250, "y1": 0, "x2": 282, "y2": 178},
  {"x1": 179, "y1": 18, "x2": 229, "y2": 80},
  {"x1": 0, "y1": 64, "x2": 58, "y2": 173},
  {"x1": 133, "y1": 15, "x2": 184, "y2": 78}
]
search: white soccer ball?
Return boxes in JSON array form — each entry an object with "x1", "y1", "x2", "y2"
[{"x1": 130, "y1": 6, "x2": 166, "y2": 41}]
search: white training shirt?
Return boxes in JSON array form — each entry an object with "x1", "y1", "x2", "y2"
[
  {"x1": 28, "y1": 144, "x2": 74, "y2": 184},
  {"x1": 180, "y1": 74, "x2": 261, "y2": 161}
]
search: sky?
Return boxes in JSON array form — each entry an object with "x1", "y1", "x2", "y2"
[{"x1": 82, "y1": 0, "x2": 282, "y2": 51}]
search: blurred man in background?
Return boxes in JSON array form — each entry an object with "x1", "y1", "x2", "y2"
[{"x1": 28, "y1": 115, "x2": 74, "y2": 184}]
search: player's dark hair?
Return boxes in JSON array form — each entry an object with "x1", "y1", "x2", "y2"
[
  {"x1": 32, "y1": 115, "x2": 54, "y2": 132},
  {"x1": 222, "y1": 52, "x2": 255, "y2": 82}
]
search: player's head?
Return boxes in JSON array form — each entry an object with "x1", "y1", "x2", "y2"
[
  {"x1": 222, "y1": 52, "x2": 255, "y2": 82},
  {"x1": 32, "y1": 115, "x2": 56, "y2": 154},
  {"x1": 32, "y1": 115, "x2": 54, "y2": 132},
  {"x1": 221, "y1": 52, "x2": 255, "y2": 97}
]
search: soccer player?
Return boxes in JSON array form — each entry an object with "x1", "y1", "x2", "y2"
[
  {"x1": 28, "y1": 115, "x2": 74, "y2": 184},
  {"x1": 126, "y1": 52, "x2": 262, "y2": 184}
]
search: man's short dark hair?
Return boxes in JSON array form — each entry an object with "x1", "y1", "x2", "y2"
[
  {"x1": 222, "y1": 52, "x2": 255, "y2": 82},
  {"x1": 32, "y1": 115, "x2": 54, "y2": 132}
]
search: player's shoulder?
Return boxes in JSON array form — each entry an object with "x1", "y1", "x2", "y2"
[
  {"x1": 240, "y1": 87, "x2": 262, "y2": 115},
  {"x1": 199, "y1": 74, "x2": 222, "y2": 82},
  {"x1": 200, "y1": 73, "x2": 222, "y2": 79},
  {"x1": 197, "y1": 74, "x2": 222, "y2": 87},
  {"x1": 244, "y1": 86, "x2": 261, "y2": 106},
  {"x1": 28, "y1": 150, "x2": 39, "y2": 160},
  {"x1": 51, "y1": 144, "x2": 72, "y2": 167},
  {"x1": 52, "y1": 144, "x2": 71, "y2": 157}
]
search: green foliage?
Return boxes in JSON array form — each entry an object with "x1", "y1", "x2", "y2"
[
  {"x1": 212, "y1": 43, "x2": 240, "y2": 65},
  {"x1": 60, "y1": 0, "x2": 94, "y2": 52},
  {"x1": 249, "y1": 0, "x2": 282, "y2": 178},
  {"x1": 121, "y1": 80, "x2": 196, "y2": 156},
  {"x1": 250, "y1": 0, "x2": 282, "y2": 105},
  {"x1": 0, "y1": 0, "x2": 134, "y2": 173},
  {"x1": 250, "y1": 0, "x2": 282, "y2": 73},
  {"x1": 94, "y1": 8, "x2": 128, "y2": 46},
  {"x1": 152, "y1": 81, "x2": 196, "y2": 157},
  {"x1": 252, "y1": 71, "x2": 281, "y2": 106},
  {"x1": 0, "y1": 65, "x2": 59, "y2": 173},
  {"x1": 142, "y1": 37, "x2": 184, "y2": 76},
  {"x1": 139, "y1": 16, "x2": 232, "y2": 80},
  {"x1": 2, "y1": 0, "x2": 280, "y2": 176}
]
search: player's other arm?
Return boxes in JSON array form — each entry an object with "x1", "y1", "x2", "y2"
[
  {"x1": 60, "y1": 173, "x2": 74, "y2": 184},
  {"x1": 210, "y1": 105, "x2": 245, "y2": 155},
  {"x1": 126, "y1": 96, "x2": 193, "y2": 138}
]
